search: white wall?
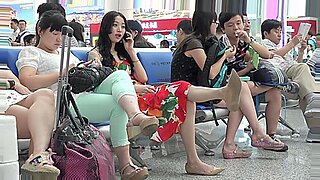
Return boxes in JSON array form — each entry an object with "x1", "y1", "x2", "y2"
[
  {"x1": 287, "y1": 0, "x2": 306, "y2": 17},
  {"x1": 105, "y1": 0, "x2": 134, "y2": 19}
]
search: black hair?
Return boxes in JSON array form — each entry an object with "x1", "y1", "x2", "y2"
[
  {"x1": 160, "y1": 39, "x2": 169, "y2": 48},
  {"x1": 192, "y1": 11, "x2": 217, "y2": 43},
  {"x1": 23, "y1": 34, "x2": 35, "y2": 45},
  {"x1": 18, "y1": 19, "x2": 27, "y2": 25},
  {"x1": 316, "y1": 33, "x2": 320, "y2": 36},
  {"x1": 308, "y1": 31, "x2": 314, "y2": 36},
  {"x1": 37, "y1": 3, "x2": 66, "y2": 18},
  {"x1": 35, "y1": 3, "x2": 66, "y2": 46},
  {"x1": 176, "y1": 20, "x2": 192, "y2": 35},
  {"x1": 11, "y1": 19, "x2": 18, "y2": 25},
  {"x1": 218, "y1": 12, "x2": 243, "y2": 29},
  {"x1": 127, "y1": 20, "x2": 155, "y2": 48},
  {"x1": 261, "y1": 19, "x2": 282, "y2": 39},
  {"x1": 38, "y1": 10, "x2": 67, "y2": 33},
  {"x1": 35, "y1": 10, "x2": 67, "y2": 45},
  {"x1": 127, "y1": 20, "x2": 142, "y2": 33},
  {"x1": 96, "y1": 11, "x2": 132, "y2": 68}
]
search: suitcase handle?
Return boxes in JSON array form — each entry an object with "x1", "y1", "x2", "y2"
[
  {"x1": 56, "y1": 25, "x2": 74, "y2": 128},
  {"x1": 62, "y1": 25, "x2": 74, "y2": 37}
]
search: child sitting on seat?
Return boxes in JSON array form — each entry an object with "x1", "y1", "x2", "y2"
[{"x1": 260, "y1": 19, "x2": 320, "y2": 119}]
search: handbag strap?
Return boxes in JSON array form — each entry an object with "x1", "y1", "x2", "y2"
[
  {"x1": 76, "y1": 61, "x2": 86, "y2": 67},
  {"x1": 64, "y1": 87, "x2": 88, "y2": 126},
  {"x1": 61, "y1": 87, "x2": 82, "y2": 132}
]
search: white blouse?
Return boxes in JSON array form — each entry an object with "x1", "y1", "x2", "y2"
[{"x1": 16, "y1": 46, "x2": 80, "y2": 93}]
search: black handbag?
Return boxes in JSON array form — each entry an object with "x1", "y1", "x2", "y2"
[
  {"x1": 51, "y1": 85, "x2": 116, "y2": 179},
  {"x1": 52, "y1": 85, "x2": 97, "y2": 155},
  {"x1": 68, "y1": 62, "x2": 114, "y2": 94}
]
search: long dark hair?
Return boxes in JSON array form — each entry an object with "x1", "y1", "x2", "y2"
[
  {"x1": 175, "y1": 11, "x2": 216, "y2": 54},
  {"x1": 192, "y1": 11, "x2": 217, "y2": 44},
  {"x1": 35, "y1": 10, "x2": 67, "y2": 46},
  {"x1": 96, "y1": 11, "x2": 132, "y2": 68}
]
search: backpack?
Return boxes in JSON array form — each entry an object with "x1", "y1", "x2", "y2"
[{"x1": 197, "y1": 36, "x2": 228, "y2": 88}]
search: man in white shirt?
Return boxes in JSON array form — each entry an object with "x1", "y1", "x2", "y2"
[
  {"x1": 8, "y1": 19, "x2": 19, "y2": 43},
  {"x1": 12, "y1": 20, "x2": 29, "y2": 46},
  {"x1": 260, "y1": 19, "x2": 320, "y2": 118}
]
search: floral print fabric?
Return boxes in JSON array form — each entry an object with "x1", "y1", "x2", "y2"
[
  {"x1": 138, "y1": 81, "x2": 190, "y2": 142},
  {"x1": 113, "y1": 59, "x2": 191, "y2": 142}
]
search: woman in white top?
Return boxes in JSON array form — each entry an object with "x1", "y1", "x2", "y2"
[
  {"x1": 17, "y1": 10, "x2": 157, "y2": 179},
  {"x1": 0, "y1": 69, "x2": 59, "y2": 178}
]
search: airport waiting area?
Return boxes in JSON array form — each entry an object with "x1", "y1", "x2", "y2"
[{"x1": 0, "y1": 0, "x2": 320, "y2": 180}]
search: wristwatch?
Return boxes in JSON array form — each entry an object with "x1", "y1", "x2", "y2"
[
  {"x1": 8, "y1": 80, "x2": 15, "y2": 90},
  {"x1": 249, "y1": 37, "x2": 255, "y2": 45}
]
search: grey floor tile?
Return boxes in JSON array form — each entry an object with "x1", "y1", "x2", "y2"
[{"x1": 121, "y1": 107, "x2": 315, "y2": 180}]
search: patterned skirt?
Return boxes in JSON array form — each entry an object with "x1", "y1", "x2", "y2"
[
  {"x1": 137, "y1": 81, "x2": 191, "y2": 142},
  {"x1": 0, "y1": 90, "x2": 28, "y2": 113}
]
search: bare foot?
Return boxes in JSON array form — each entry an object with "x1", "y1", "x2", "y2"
[{"x1": 185, "y1": 162, "x2": 224, "y2": 176}]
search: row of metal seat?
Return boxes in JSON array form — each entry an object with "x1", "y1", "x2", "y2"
[{"x1": 0, "y1": 46, "x2": 300, "y2": 169}]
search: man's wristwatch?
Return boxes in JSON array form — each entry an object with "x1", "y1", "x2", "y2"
[{"x1": 248, "y1": 37, "x2": 255, "y2": 45}]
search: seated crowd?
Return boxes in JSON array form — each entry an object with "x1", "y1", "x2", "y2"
[{"x1": 1, "y1": 2, "x2": 320, "y2": 180}]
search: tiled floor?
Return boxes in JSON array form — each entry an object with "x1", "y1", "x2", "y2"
[
  {"x1": 122, "y1": 106, "x2": 315, "y2": 180},
  {"x1": 311, "y1": 143, "x2": 320, "y2": 180}
]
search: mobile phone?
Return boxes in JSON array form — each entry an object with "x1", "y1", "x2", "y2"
[{"x1": 123, "y1": 32, "x2": 130, "y2": 42}]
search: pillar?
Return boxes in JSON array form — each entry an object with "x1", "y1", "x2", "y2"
[
  {"x1": 306, "y1": 0, "x2": 320, "y2": 32},
  {"x1": 195, "y1": 0, "x2": 215, "y2": 12},
  {"x1": 105, "y1": 0, "x2": 134, "y2": 19},
  {"x1": 221, "y1": 0, "x2": 247, "y2": 14}
]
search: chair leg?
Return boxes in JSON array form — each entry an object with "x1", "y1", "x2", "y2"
[
  {"x1": 195, "y1": 131, "x2": 225, "y2": 156},
  {"x1": 306, "y1": 128, "x2": 320, "y2": 143},
  {"x1": 278, "y1": 116, "x2": 300, "y2": 136},
  {"x1": 129, "y1": 141, "x2": 150, "y2": 170}
]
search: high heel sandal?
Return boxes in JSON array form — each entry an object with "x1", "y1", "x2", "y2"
[
  {"x1": 120, "y1": 162, "x2": 148, "y2": 180},
  {"x1": 127, "y1": 112, "x2": 159, "y2": 140},
  {"x1": 21, "y1": 149, "x2": 60, "y2": 180},
  {"x1": 185, "y1": 163, "x2": 224, "y2": 176}
]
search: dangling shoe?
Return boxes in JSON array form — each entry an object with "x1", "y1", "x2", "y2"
[
  {"x1": 21, "y1": 149, "x2": 60, "y2": 180},
  {"x1": 127, "y1": 112, "x2": 159, "y2": 140},
  {"x1": 222, "y1": 69, "x2": 242, "y2": 111}
]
